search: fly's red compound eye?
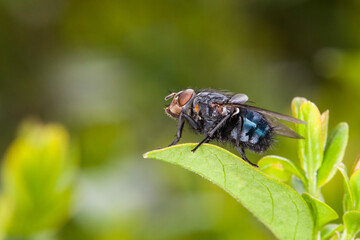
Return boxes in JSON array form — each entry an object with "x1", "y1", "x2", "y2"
[{"x1": 178, "y1": 89, "x2": 194, "y2": 106}]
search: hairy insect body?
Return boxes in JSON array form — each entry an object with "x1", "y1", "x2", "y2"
[
  {"x1": 191, "y1": 92, "x2": 272, "y2": 153},
  {"x1": 164, "y1": 89, "x2": 305, "y2": 167},
  {"x1": 237, "y1": 110, "x2": 273, "y2": 152},
  {"x1": 191, "y1": 92, "x2": 230, "y2": 134}
]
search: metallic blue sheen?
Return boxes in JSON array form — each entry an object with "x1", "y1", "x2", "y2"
[{"x1": 240, "y1": 111, "x2": 270, "y2": 144}]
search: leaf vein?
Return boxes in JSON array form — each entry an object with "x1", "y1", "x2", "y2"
[
  {"x1": 175, "y1": 151, "x2": 182, "y2": 164},
  {"x1": 287, "y1": 192, "x2": 300, "y2": 240},
  {"x1": 252, "y1": 174, "x2": 274, "y2": 224},
  {"x1": 212, "y1": 152, "x2": 227, "y2": 188}
]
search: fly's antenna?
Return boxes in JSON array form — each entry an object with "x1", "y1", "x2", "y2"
[{"x1": 165, "y1": 92, "x2": 176, "y2": 101}]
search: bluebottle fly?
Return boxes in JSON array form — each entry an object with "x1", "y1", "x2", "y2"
[{"x1": 164, "y1": 89, "x2": 305, "y2": 167}]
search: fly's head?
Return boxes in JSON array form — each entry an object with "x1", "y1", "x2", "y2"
[{"x1": 165, "y1": 89, "x2": 195, "y2": 119}]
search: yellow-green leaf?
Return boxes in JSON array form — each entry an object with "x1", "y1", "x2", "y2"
[
  {"x1": 302, "y1": 193, "x2": 338, "y2": 229},
  {"x1": 144, "y1": 143, "x2": 314, "y2": 240},
  {"x1": 1, "y1": 121, "x2": 78, "y2": 237},
  {"x1": 292, "y1": 176, "x2": 306, "y2": 195},
  {"x1": 317, "y1": 123, "x2": 349, "y2": 187},
  {"x1": 0, "y1": 197, "x2": 12, "y2": 239},
  {"x1": 350, "y1": 156, "x2": 360, "y2": 210},
  {"x1": 342, "y1": 211, "x2": 360, "y2": 240},
  {"x1": 259, "y1": 155, "x2": 306, "y2": 184},
  {"x1": 291, "y1": 97, "x2": 307, "y2": 119},
  {"x1": 337, "y1": 163, "x2": 355, "y2": 211},
  {"x1": 352, "y1": 155, "x2": 360, "y2": 173},
  {"x1": 298, "y1": 101, "x2": 323, "y2": 195},
  {"x1": 321, "y1": 224, "x2": 343, "y2": 240},
  {"x1": 321, "y1": 110, "x2": 329, "y2": 150}
]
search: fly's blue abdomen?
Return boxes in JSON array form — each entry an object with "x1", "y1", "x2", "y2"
[{"x1": 240, "y1": 110, "x2": 271, "y2": 144}]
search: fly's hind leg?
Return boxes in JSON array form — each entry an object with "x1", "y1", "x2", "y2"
[
  {"x1": 235, "y1": 116, "x2": 258, "y2": 167},
  {"x1": 235, "y1": 146, "x2": 258, "y2": 167}
]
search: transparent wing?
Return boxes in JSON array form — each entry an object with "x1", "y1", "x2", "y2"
[
  {"x1": 266, "y1": 116, "x2": 303, "y2": 139},
  {"x1": 221, "y1": 103, "x2": 306, "y2": 124}
]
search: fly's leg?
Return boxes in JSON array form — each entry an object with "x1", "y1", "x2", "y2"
[
  {"x1": 235, "y1": 146, "x2": 258, "y2": 167},
  {"x1": 235, "y1": 116, "x2": 243, "y2": 148},
  {"x1": 191, "y1": 113, "x2": 231, "y2": 152},
  {"x1": 168, "y1": 113, "x2": 185, "y2": 147},
  {"x1": 208, "y1": 114, "x2": 231, "y2": 137},
  {"x1": 183, "y1": 113, "x2": 200, "y2": 131},
  {"x1": 191, "y1": 136, "x2": 210, "y2": 152},
  {"x1": 235, "y1": 116, "x2": 258, "y2": 167}
]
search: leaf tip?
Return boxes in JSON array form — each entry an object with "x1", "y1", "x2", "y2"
[
  {"x1": 143, "y1": 152, "x2": 150, "y2": 158},
  {"x1": 339, "y1": 122, "x2": 349, "y2": 131},
  {"x1": 292, "y1": 97, "x2": 308, "y2": 105}
]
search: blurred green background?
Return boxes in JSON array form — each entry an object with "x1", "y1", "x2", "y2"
[{"x1": 0, "y1": 0, "x2": 360, "y2": 239}]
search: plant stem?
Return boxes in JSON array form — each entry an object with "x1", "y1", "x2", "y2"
[
  {"x1": 340, "y1": 230, "x2": 353, "y2": 240},
  {"x1": 308, "y1": 173, "x2": 318, "y2": 197},
  {"x1": 313, "y1": 229, "x2": 321, "y2": 240}
]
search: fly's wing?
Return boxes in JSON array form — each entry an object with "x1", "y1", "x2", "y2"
[
  {"x1": 229, "y1": 94, "x2": 249, "y2": 104},
  {"x1": 266, "y1": 116, "x2": 303, "y2": 139},
  {"x1": 221, "y1": 103, "x2": 306, "y2": 124},
  {"x1": 218, "y1": 101, "x2": 305, "y2": 138}
]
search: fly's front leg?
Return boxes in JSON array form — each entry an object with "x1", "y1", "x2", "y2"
[
  {"x1": 168, "y1": 113, "x2": 185, "y2": 147},
  {"x1": 191, "y1": 113, "x2": 231, "y2": 152},
  {"x1": 183, "y1": 113, "x2": 200, "y2": 131}
]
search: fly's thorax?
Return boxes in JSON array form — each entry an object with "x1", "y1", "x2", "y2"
[
  {"x1": 191, "y1": 96, "x2": 203, "y2": 120},
  {"x1": 165, "y1": 89, "x2": 195, "y2": 119},
  {"x1": 192, "y1": 94, "x2": 231, "y2": 121},
  {"x1": 211, "y1": 103, "x2": 231, "y2": 118}
]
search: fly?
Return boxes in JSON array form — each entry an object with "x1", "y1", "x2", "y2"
[{"x1": 164, "y1": 89, "x2": 306, "y2": 167}]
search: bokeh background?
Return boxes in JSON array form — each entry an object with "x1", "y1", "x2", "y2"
[{"x1": 1, "y1": 0, "x2": 360, "y2": 239}]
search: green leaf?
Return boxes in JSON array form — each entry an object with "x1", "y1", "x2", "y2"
[
  {"x1": 317, "y1": 123, "x2": 349, "y2": 187},
  {"x1": 1, "y1": 121, "x2": 78, "y2": 237},
  {"x1": 352, "y1": 155, "x2": 360, "y2": 174},
  {"x1": 297, "y1": 101, "x2": 323, "y2": 195},
  {"x1": 350, "y1": 156, "x2": 360, "y2": 210},
  {"x1": 337, "y1": 163, "x2": 355, "y2": 211},
  {"x1": 144, "y1": 143, "x2": 314, "y2": 240},
  {"x1": 0, "y1": 196, "x2": 12, "y2": 239},
  {"x1": 321, "y1": 224, "x2": 343, "y2": 240},
  {"x1": 342, "y1": 211, "x2": 360, "y2": 240},
  {"x1": 302, "y1": 193, "x2": 338, "y2": 229},
  {"x1": 292, "y1": 176, "x2": 306, "y2": 195},
  {"x1": 259, "y1": 155, "x2": 306, "y2": 184},
  {"x1": 321, "y1": 110, "x2": 329, "y2": 150},
  {"x1": 291, "y1": 97, "x2": 307, "y2": 119}
]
